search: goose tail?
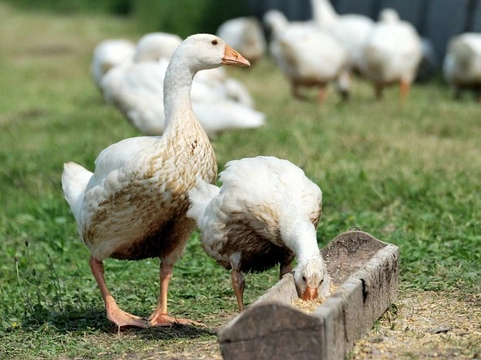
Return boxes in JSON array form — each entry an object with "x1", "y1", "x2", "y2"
[
  {"x1": 61, "y1": 162, "x2": 92, "y2": 223},
  {"x1": 187, "y1": 177, "x2": 220, "y2": 225}
]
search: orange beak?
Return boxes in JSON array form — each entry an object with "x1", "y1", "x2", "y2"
[
  {"x1": 301, "y1": 286, "x2": 318, "y2": 301},
  {"x1": 222, "y1": 44, "x2": 250, "y2": 67}
]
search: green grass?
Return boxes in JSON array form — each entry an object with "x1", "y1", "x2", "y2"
[{"x1": 1, "y1": 3, "x2": 480, "y2": 359}]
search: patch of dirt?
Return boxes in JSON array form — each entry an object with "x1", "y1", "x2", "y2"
[
  {"x1": 350, "y1": 291, "x2": 481, "y2": 359},
  {"x1": 120, "y1": 340, "x2": 222, "y2": 360},
  {"x1": 114, "y1": 291, "x2": 480, "y2": 359}
]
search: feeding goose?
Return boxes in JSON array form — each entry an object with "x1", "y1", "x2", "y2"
[{"x1": 187, "y1": 156, "x2": 330, "y2": 311}]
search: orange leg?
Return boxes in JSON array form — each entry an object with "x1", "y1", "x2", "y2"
[
  {"x1": 148, "y1": 261, "x2": 203, "y2": 327},
  {"x1": 400, "y1": 79, "x2": 410, "y2": 102},
  {"x1": 89, "y1": 256, "x2": 147, "y2": 329},
  {"x1": 317, "y1": 85, "x2": 327, "y2": 103},
  {"x1": 231, "y1": 269, "x2": 246, "y2": 312}
]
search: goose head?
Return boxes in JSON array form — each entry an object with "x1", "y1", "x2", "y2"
[
  {"x1": 173, "y1": 33, "x2": 250, "y2": 73},
  {"x1": 163, "y1": 34, "x2": 250, "y2": 122},
  {"x1": 379, "y1": 8, "x2": 400, "y2": 23},
  {"x1": 263, "y1": 10, "x2": 289, "y2": 35},
  {"x1": 293, "y1": 255, "x2": 330, "y2": 300}
]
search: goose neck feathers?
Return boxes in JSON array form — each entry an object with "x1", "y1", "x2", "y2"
[
  {"x1": 285, "y1": 221, "x2": 321, "y2": 264},
  {"x1": 379, "y1": 8, "x2": 400, "y2": 23},
  {"x1": 310, "y1": 0, "x2": 339, "y2": 28},
  {"x1": 163, "y1": 34, "x2": 249, "y2": 127}
]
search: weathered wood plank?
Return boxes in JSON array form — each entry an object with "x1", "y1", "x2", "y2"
[{"x1": 218, "y1": 231, "x2": 400, "y2": 360}]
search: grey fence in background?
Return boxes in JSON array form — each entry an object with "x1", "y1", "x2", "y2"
[{"x1": 247, "y1": 0, "x2": 481, "y2": 59}]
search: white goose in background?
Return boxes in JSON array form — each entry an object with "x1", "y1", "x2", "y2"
[
  {"x1": 91, "y1": 32, "x2": 182, "y2": 91},
  {"x1": 193, "y1": 66, "x2": 256, "y2": 109},
  {"x1": 310, "y1": 0, "x2": 374, "y2": 73},
  {"x1": 263, "y1": 9, "x2": 351, "y2": 102},
  {"x1": 99, "y1": 32, "x2": 182, "y2": 106},
  {"x1": 358, "y1": 9, "x2": 422, "y2": 100},
  {"x1": 443, "y1": 32, "x2": 481, "y2": 102},
  {"x1": 100, "y1": 37, "x2": 264, "y2": 138},
  {"x1": 90, "y1": 39, "x2": 136, "y2": 89},
  {"x1": 132, "y1": 32, "x2": 182, "y2": 62},
  {"x1": 216, "y1": 16, "x2": 266, "y2": 64},
  {"x1": 62, "y1": 34, "x2": 250, "y2": 328},
  {"x1": 187, "y1": 156, "x2": 331, "y2": 311}
]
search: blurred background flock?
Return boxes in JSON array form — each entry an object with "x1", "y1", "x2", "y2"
[{"x1": 1, "y1": 0, "x2": 480, "y2": 359}]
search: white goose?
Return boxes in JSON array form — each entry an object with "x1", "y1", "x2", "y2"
[
  {"x1": 90, "y1": 39, "x2": 136, "y2": 89},
  {"x1": 443, "y1": 32, "x2": 481, "y2": 102},
  {"x1": 187, "y1": 156, "x2": 330, "y2": 311},
  {"x1": 132, "y1": 32, "x2": 183, "y2": 63},
  {"x1": 99, "y1": 32, "x2": 182, "y2": 108},
  {"x1": 62, "y1": 34, "x2": 250, "y2": 328},
  {"x1": 310, "y1": 0, "x2": 374, "y2": 73},
  {"x1": 100, "y1": 40, "x2": 264, "y2": 139},
  {"x1": 91, "y1": 32, "x2": 182, "y2": 91},
  {"x1": 193, "y1": 67, "x2": 255, "y2": 108},
  {"x1": 263, "y1": 9, "x2": 350, "y2": 102},
  {"x1": 216, "y1": 16, "x2": 266, "y2": 64},
  {"x1": 359, "y1": 9, "x2": 422, "y2": 100}
]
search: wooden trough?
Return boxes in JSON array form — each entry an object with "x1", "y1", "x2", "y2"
[{"x1": 218, "y1": 230, "x2": 399, "y2": 360}]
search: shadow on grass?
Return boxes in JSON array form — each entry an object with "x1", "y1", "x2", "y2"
[
  {"x1": 134, "y1": 323, "x2": 216, "y2": 341},
  {"x1": 19, "y1": 306, "x2": 216, "y2": 339}
]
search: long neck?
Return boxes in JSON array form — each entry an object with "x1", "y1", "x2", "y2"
[
  {"x1": 272, "y1": 16, "x2": 289, "y2": 36},
  {"x1": 311, "y1": 0, "x2": 339, "y2": 27},
  {"x1": 163, "y1": 54, "x2": 196, "y2": 128},
  {"x1": 285, "y1": 221, "x2": 321, "y2": 264}
]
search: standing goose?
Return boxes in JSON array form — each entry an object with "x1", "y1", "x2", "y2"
[
  {"x1": 187, "y1": 156, "x2": 330, "y2": 311},
  {"x1": 62, "y1": 34, "x2": 250, "y2": 328},
  {"x1": 310, "y1": 0, "x2": 374, "y2": 73},
  {"x1": 358, "y1": 9, "x2": 422, "y2": 101},
  {"x1": 263, "y1": 10, "x2": 350, "y2": 102},
  {"x1": 443, "y1": 32, "x2": 481, "y2": 102}
]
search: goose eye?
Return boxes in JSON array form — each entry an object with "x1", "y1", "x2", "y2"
[
  {"x1": 211, "y1": 39, "x2": 218, "y2": 45},
  {"x1": 302, "y1": 276, "x2": 307, "y2": 282}
]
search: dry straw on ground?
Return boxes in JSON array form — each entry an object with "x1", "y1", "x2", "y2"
[
  {"x1": 112, "y1": 290, "x2": 480, "y2": 359},
  {"x1": 350, "y1": 291, "x2": 481, "y2": 359}
]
